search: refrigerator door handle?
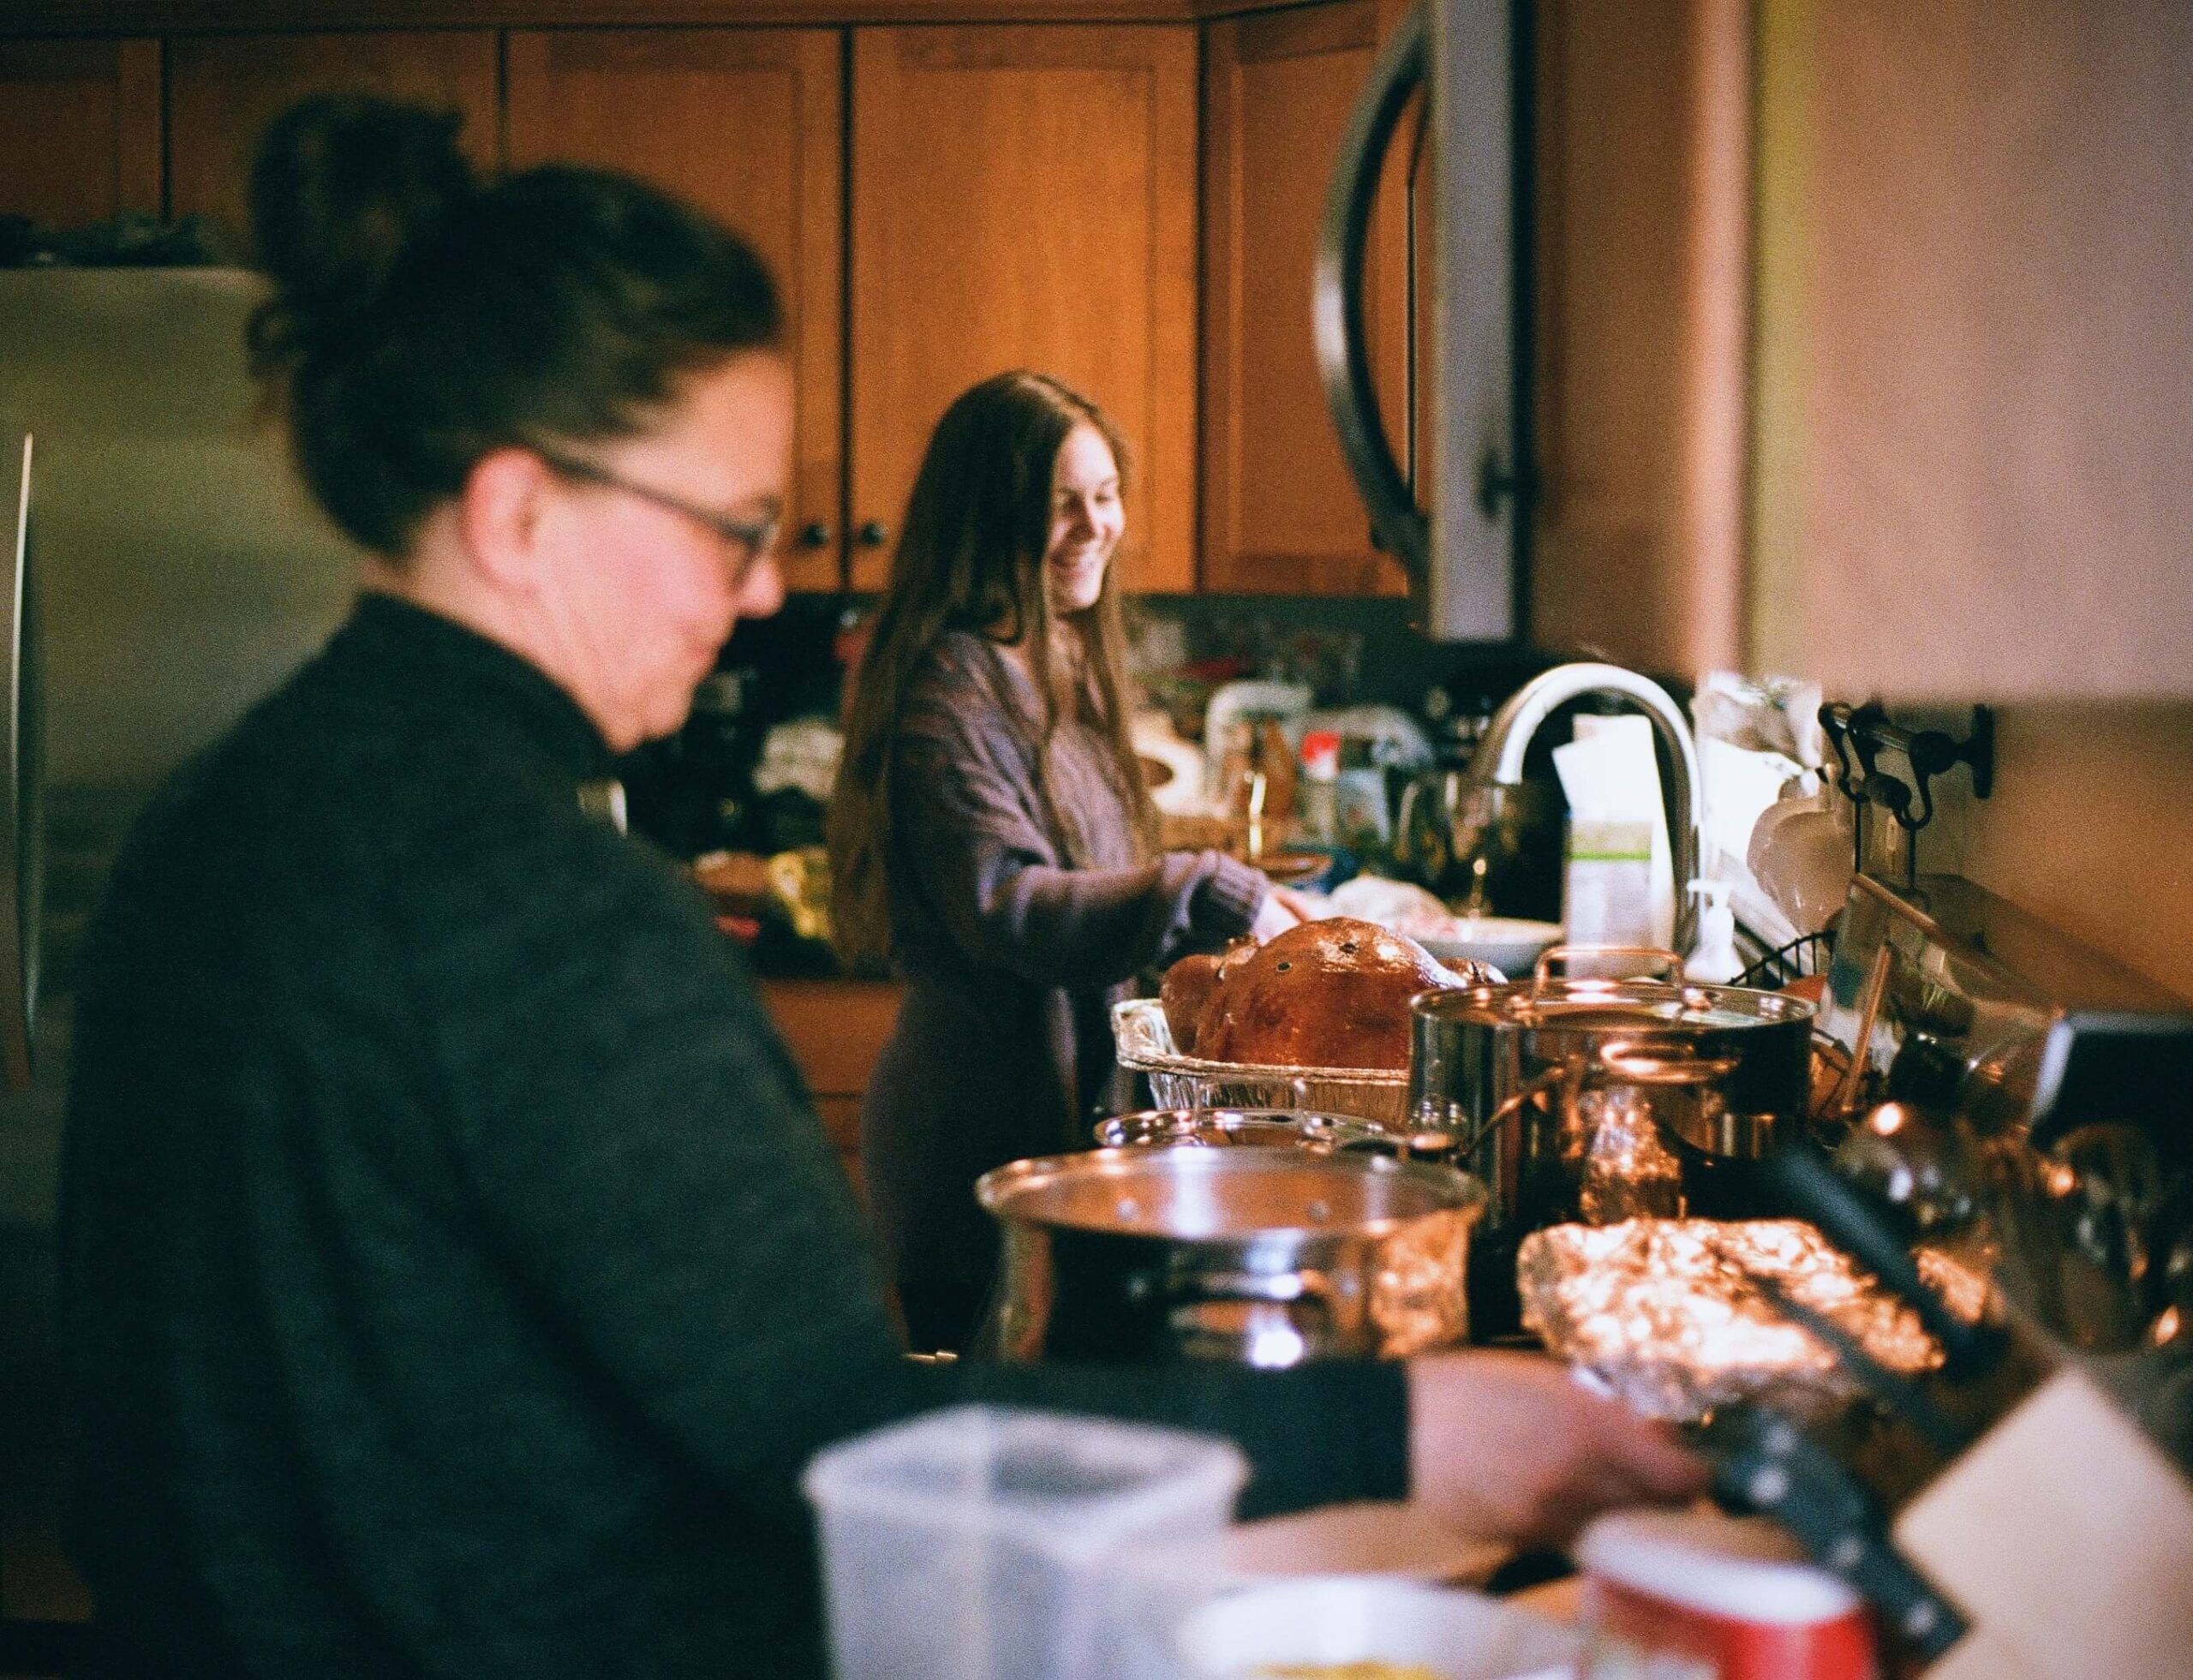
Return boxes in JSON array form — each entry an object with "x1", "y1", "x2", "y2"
[{"x1": 3, "y1": 433, "x2": 38, "y2": 1089}]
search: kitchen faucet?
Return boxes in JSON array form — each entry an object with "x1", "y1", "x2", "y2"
[{"x1": 1468, "y1": 661, "x2": 1707, "y2": 960}]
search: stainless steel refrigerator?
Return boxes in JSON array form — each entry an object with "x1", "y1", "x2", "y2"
[{"x1": 0, "y1": 268, "x2": 360, "y2": 1605}]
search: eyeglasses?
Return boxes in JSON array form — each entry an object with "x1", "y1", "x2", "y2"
[{"x1": 535, "y1": 447, "x2": 782, "y2": 581}]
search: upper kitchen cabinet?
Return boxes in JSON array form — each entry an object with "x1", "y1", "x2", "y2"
[
  {"x1": 166, "y1": 32, "x2": 498, "y2": 248},
  {"x1": 1748, "y1": 0, "x2": 2193, "y2": 700},
  {"x1": 506, "y1": 29, "x2": 844, "y2": 594},
  {"x1": 1200, "y1": 0, "x2": 1416, "y2": 597},
  {"x1": 1527, "y1": 0, "x2": 1749, "y2": 675},
  {"x1": 846, "y1": 24, "x2": 1198, "y2": 594},
  {"x1": 0, "y1": 38, "x2": 160, "y2": 227}
]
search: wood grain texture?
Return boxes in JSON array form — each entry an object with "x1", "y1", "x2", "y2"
[
  {"x1": 507, "y1": 27, "x2": 846, "y2": 590},
  {"x1": 1199, "y1": 0, "x2": 1412, "y2": 596},
  {"x1": 0, "y1": 36, "x2": 162, "y2": 224},
  {"x1": 166, "y1": 32, "x2": 499, "y2": 242},
  {"x1": 846, "y1": 22, "x2": 1198, "y2": 592},
  {"x1": 10, "y1": 1, "x2": 1202, "y2": 31},
  {"x1": 1755, "y1": 0, "x2": 2193, "y2": 699}
]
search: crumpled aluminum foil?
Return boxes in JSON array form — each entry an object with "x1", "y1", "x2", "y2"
[{"x1": 1518, "y1": 1217, "x2": 1978, "y2": 1422}]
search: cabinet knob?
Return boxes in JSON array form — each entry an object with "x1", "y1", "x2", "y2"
[
  {"x1": 798, "y1": 521, "x2": 833, "y2": 549},
  {"x1": 856, "y1": 519, "x2": 889, "y2": 548}
]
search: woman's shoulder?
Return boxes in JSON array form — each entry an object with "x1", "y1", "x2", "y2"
[{"x1": 901, "y1": 630, "x2": 1017, "y2": 727}]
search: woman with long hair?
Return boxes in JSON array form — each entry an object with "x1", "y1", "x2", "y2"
[{"x1": 830, "y1": 371, "x2": 1294, "y2": 1349}]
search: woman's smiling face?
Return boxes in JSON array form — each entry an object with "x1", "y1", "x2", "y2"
[{"x1": 1041, "y1": 421, "x2": 1124, "y2": 616}]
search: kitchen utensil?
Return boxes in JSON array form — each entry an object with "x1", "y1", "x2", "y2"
[
  {"x1": 973, "y1": 1145, "x2": 1485, "y2": 1365},
  {"x1": 1689, "y1": 1404, "x2": 1968, "y2": 1666},
  {"x1": 1408, "y1": 947, "x2": 1815, "y2": 1331},
  {"x1": 1112, "y1": 996, "x2": 1411, "y2": 1128}
]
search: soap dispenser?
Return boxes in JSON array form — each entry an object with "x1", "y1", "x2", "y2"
[{"x1": 1684, "y1": 879, "x2": 1744, "y2": 983}]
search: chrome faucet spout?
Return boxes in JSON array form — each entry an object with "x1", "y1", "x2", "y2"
[{"x1": 1470, "y1": 661, "x2": 1706, "y2": 956}]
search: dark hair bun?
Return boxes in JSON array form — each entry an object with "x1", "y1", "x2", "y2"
[{"x1": 248, "y1": 95, "x2": 474, "y2": 365}]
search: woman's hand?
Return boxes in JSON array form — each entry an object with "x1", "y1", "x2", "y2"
[
  {"x1": 1406, "y1": 1350, "x2": 1706, "y2": 1548},
  {"x1": 1248, "y1": 887, "x2": 1300, "y2": 942}
]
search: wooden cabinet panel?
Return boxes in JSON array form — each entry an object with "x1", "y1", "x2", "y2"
[
  {"x1": 1752, "y1": 0, "x2": 2193, "y2": 700},
  {"x1": 166, "y1": 32, "x2": 498, "y2": 249},
  {"x1": 847, "y1": 23, "x2": 1198, "y2": 593},
  {"x1": 1528, "y1": 0, "x2": 1747, "y2": 673},
  {"x1": 1200, "y1": 0, "x2": 1413, "y2": 596},
  {"x1": 0, "y1": 37, "x2": 159, "y2": 226},
  {"x1": 760, "y1": 977, "x2": 903, "y2": 1097},
  {"x1": 507, "y1": 28, "x2": 846, "y2": 592},
  {"x1": 762, "y1": 978, "x2": 899, "y2": 1199}
]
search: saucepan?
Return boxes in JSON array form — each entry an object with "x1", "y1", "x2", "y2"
[
  {"x1": 1408, "y1": 947, "x2": 1815, "y2": 1331},
  {"x1": 974, "y1": 1145, "x2": 1485, "y2": 1366}
]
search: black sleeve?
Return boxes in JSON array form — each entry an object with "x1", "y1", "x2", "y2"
[{"x1": 408, "y1": 803, "x2": 1405, "y2": 1516}]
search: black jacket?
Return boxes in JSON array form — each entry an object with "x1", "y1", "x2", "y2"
[{"x1": 59, "y1": 594, "x2": 1406, "y2": 1678}]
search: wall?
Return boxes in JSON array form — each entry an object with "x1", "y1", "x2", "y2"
[{"x1": 1960, "y1": 703, "x2": 2193, "y2": 1005}]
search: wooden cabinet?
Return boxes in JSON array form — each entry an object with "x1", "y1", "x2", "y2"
[
  {"x1": 506, "y1": 28, "x2": 846, "y2": 593},
  {"x1": 759, "y1": 977, "x2": 902, "y2": 1196},
  {"x1": 1527, "y1": 0, "x2": 1748, "y2": 674},
  {"x1": 0, "y1": 37, "x2": 160, "y2": 227},
  {"x1": 1748, "y1": 0, "x2": 2193, "y2": 701},
  {"x1": 846, "y1": 23, "x2": 1198, "y2": 593},
  {"x1": 165, "y1": 32, "x2": 498, "y2": 247},
  {"x1": 1199, "y1": 0, "x2": 1415, "y2": 596}
]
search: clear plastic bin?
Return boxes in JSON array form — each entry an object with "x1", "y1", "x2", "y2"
[{"x1": 801, "y1": 1404, "x2": 1249, "y2": 1680}]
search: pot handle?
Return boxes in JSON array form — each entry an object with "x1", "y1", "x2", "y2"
[
  {"x1": 1170, "y1": 1270, "x2": 1336, "y2": 1306},
  {"x1": 1532, "y1": 944, "x2": 1684, "y2": 995},
  {"x1": 1594, "y1": 1040, "x2": 1742, "y2": 1086}
]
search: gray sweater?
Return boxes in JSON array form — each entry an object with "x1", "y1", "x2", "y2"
[
  {"x1": 860, "y1": 631, "x2": 1265, "y2": 1348},
  {"x1": 59, "y1": 597, "x2": 1403, "y2": 1678}
]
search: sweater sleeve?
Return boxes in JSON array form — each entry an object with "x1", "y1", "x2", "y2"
[{"x1": 890, "y1": 682, "x2": 1264, "y2": 989}]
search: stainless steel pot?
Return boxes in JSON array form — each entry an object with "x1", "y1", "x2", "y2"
[
  {"x1": 1092, "y1": 1106, "x2": 1455, "y2": 1163},
  {"x1": 1408, "y1": 947, "x2": 1815, "y2": 1330},
  {"x1": 974, "y1": 1145, "x2": 1485, "y2": 1366}
]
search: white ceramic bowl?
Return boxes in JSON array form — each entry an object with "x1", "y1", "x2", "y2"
[
  {"x1": 1175, "y1": 1575, "x2": 1581, "y2": 1680},
  {"x1": 1416, "y1": 917, "x2": 1564, "y2": 978}
]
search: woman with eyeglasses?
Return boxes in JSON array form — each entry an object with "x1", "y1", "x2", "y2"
[
  {"x1": 58, "y1": 96, "x2": 1698, "y2": 1680},
  {"x1": 828, "y1": 373, "x2": 1300, "y2": 1353}
]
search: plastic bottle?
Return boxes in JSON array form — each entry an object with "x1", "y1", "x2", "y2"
[{"x1": 1684, "y1": 878, "x2": 1744, "y2": 983}]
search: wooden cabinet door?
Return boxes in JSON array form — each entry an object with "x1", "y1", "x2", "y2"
[
  {"x1": 508, "y1": 29, "x2": 846, "y2": 594},
  {"x1": 0, "y1": 38, "x2": 159, "y2": 227},
  {"x1": 166, "y1": 33, "x2": 498, "y2": 254},
  {"x1": 1751, "y1": 0, "x2": 2193, "y2": 700},
  {"x1": 847, "y1": 24, "x2": 1198, "y2": 594},
  {"x1": 1201, "y1": 0, "x2": 1415, "y2": 596}
]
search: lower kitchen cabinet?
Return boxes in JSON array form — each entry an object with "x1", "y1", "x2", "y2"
[{"x1": 757, "y1": 977, "x2": 903, "y2": 1198}]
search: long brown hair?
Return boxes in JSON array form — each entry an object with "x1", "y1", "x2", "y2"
[{"x1": 829, "y1": 371, "x2": 1151, "y2": 973}]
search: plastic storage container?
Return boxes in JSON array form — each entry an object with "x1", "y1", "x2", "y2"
[{"x1": 801, "y1": 1404, "x2": 1248, "y2": 1680}]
